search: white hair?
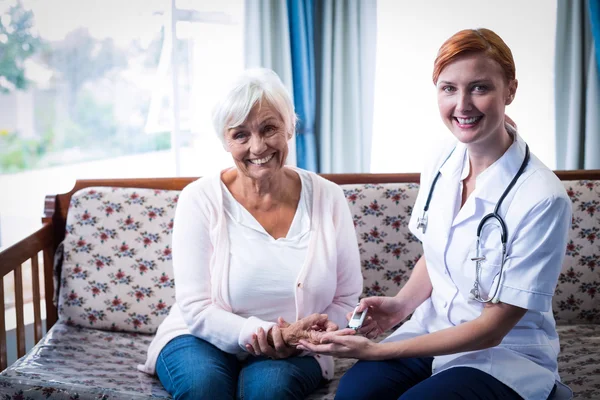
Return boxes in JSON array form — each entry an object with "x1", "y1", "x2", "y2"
[{"x1": 212, "y1": 68, "x2": 297, "y2": 144}]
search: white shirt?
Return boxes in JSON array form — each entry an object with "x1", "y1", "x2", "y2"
[
  {"x1": 384, "y1": 129, "x2": 573, "y2": 400},
  {"x1": 223, "y1": 172, "x2": 312, "y2": 323},
  {"x1": 140, "y1": 167, "x2": 363, "y2": 380}
]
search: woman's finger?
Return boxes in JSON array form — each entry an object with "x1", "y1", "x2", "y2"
[
  {"x1": 272, "y1": 325, "x2": 287, "y2": 354},
  {"x1": 246, "y1": 343, "x2": 257, "y2": 356},
  {"x1": 278, "y1": 317, "x2": 291, "y2": 328},
  {"x1": 307, "y1": 329, "x2": 326, "y2": 345},
  {"x1": 325, "y1": 320, "x2": 339, "y2": 332},
  {"x1": 302, "y1": 313, "x2": 328, "y2": 328},
  {"x1": 257, "y1": 327, "x2": 277, "y2": 358},
  {"x1": 250, "y1": 334, "x2": 261, "y2": 356}
]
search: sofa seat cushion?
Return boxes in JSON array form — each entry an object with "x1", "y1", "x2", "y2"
[
  {"x1": 0, "y1": 324, "x2": 597, "y2": 399},
  {"x1": 556, "y1": 324, "x2": 600, "y2": 398},
  {"x1": 0, "y1": 322, "x2": 170, "y2": 399}
]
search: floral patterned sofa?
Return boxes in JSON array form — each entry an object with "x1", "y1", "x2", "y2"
[{"x1": 0, "y1": 172, "x2": 598, "y2": 399}]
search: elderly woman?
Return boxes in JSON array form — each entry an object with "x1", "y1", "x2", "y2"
[{"x1": 140, "y1": 68, "x2": 363, "y2": 400}]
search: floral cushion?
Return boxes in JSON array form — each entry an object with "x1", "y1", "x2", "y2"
[
  {"x1": 556, "y1": 181, "x2": 600, "y2": 324},
  {"x1": 342, "y1": 184, "x2": 422, "y2": 298},
  {"x1": 59, "y1": 187, "x2": 179, "y2": 334},
  {"x1": 0, "y1": 322, "x2": 597, "y2": 400}
]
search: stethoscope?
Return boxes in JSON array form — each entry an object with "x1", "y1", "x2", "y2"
[{"x1": 416, "y1": 143, "x2": 530, "y2": 303}]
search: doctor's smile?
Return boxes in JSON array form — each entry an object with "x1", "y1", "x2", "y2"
[{"x1": 454, "y1": 115, "x2": 483, "y2": 127}]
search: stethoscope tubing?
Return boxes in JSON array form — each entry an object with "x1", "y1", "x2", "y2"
[{"x1": 419, "y1": 143, "x2": 530, "y2": 303}]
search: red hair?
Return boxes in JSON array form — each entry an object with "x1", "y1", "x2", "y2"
[{"x1": 432, "y1": 28, "x2": 516, "y2": 85}]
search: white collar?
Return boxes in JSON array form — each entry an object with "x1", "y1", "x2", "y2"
[
  {"x1": 438, "y1": 125, "x2": 529, "y2": 204},
  {"x1": 473, "y1": 130, "x2": 528, "y2": 204}
]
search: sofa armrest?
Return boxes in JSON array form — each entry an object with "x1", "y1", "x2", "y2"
[{"x1": 0, "y1": 223, "x2": 57, "y2": 370}]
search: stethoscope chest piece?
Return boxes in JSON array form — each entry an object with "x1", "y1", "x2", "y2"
[{"x1": 416, "y1": 214, "x2": 428, "y2": 234}]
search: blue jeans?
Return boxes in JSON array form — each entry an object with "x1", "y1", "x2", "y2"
[
  {"x1": 335, "y1": 357, "x2": 524, "y2": 400},
  {"x1": 156, "y1": 334, "x2": 323, "y2": 400}
]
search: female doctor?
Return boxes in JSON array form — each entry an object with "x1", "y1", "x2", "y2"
[{"x1": 298, "y1": 28, "x2": 573, "y2": 400}]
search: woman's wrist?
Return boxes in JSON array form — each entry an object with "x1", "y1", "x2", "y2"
[{"x1": 281, "y1": 326, "x2": 297, "y2": 345}]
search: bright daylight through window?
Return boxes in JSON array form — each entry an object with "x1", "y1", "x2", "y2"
[{"x1": 0, "y1": 0, "x2": 244, "y2": 250}]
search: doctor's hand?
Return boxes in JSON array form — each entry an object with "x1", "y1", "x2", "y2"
[
  {"x1": 297, "y1": 329, "x2": 381, "y2": 360},
  {"x1": 350, "y1": 296, "x2": 408, "y2": 339}
]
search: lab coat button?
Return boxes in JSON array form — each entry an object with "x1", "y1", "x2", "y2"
[{"x1": 297, "y1": 282, "x2": 302, "y2": 288}]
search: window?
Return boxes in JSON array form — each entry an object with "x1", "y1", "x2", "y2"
[
  {"x1": 371, "y1": 0, "x2": 557, "y2": 173},
  {"x1": 0, "y1": 2, "x2": 244, "y2": 345},
  {"x1": 0, "y1": 0, "x2": 244, "y2": 250}
]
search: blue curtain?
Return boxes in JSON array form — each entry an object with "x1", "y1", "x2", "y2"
[
  {"x1": 591, "y1": 0, "x2": 600, "y2": 76},
  {"x1": 555, "y1": 0, "x2": 600, "y2": 169},
  {"x1": 287, "y1": 0, "x2": 317, "y2": 171},
  {"x1": 313, "y1": 0, "x2": 377, "y2": 173}
]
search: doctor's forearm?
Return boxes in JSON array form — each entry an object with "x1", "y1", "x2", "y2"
[
  {"x1": 376, "y1": 318, "x2": 499, "y2": 360},
  {"x1": 395, "y1": 256, "x2": 432, "y2": 314}
]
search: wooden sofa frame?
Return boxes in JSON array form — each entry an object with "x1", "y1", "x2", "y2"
[{"x1": 1, "y1": 170, "x2": 599, "y2": 371}]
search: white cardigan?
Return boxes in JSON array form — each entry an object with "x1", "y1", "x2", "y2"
[{"x1": 140, "y1": 167, "x2": 363, "y2": 379}]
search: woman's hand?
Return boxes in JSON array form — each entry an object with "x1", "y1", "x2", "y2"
[
  {"x1": 246, "y1": 317, "x2": 300, "y2": 359},
  {"x1": 282, "y1": 313, "x2": 338, "y2": 346},
  {"x1": 350, "y1": 296, "x2": 407, "y2": 339},
  {"x1": 296, "y1": 329, "x2": 382, "y2": 360},
  {"x1": 245, "y1": 314, "x2": 338, "y2": 358}
]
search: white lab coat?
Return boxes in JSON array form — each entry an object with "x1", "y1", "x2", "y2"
[{"x1": 383, "y1": 129, "x2": 573, "y2": 400}]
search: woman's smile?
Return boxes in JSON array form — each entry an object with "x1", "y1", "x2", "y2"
[{"x1": 247, "y1": 153, "x2": 276, "y2": 166}]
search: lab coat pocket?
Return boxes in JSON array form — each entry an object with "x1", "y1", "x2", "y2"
[{"x1": 500, "y1": 329, "x2": 556, "y2": 368}]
